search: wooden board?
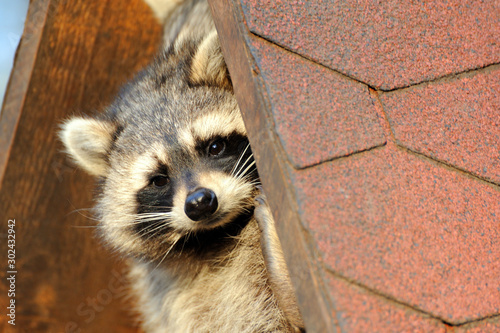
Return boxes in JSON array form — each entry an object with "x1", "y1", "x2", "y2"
[{"x1": 0, "y1": 0, "x2": 162, "y2": 331}]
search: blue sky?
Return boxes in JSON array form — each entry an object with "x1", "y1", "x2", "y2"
[{"x1": 0, "y1": 0, "x2": 29, "y2": 108}]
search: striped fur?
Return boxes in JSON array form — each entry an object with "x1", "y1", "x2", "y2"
[{"x1": 60, "y1": 0, "x2": 304, "y2": 331}]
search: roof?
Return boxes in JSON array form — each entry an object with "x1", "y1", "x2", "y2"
[{"x1": 209, "y1": 0, "x2": 500, "y2": 331}]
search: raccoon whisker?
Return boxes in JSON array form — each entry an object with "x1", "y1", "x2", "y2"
[
  {"x1": 136, "y1": 218, "x2": 168, "y2": 230},
  {"x1": 247, "y1": 181, "x2": 261, "y2": 189},
  {"x1": 135, "y1": 212, "x2": 175, "y2": 219},
  {"x1": 136, "y1": 221, "x2": 173, "y2": 234},
  {"x1": 237, "y1": 160, "x2": 256, "y2": 180},
  {"x1": 135, "y1": 214, "x2": 174, "y2": 222},
  {"x1": 69, "y1": 207, "x2": 95, "y2": 213},
  {"x1": 234, "y1": 153, "x2": 254, "y2": 179},
  {"x1": 127, "y1": 226, "x2": 164, "y2": 246},
  {"x1": 101, "y1": 215, "x2": 170, "y2": 226},
  {"x1": 141, "y1": 228, "x2": 167, "y2": 243},
  {"x1": 132, "y1": 219, "x2": 170, "y2": 228},
  {"x1": 153, "y1": 233, "x2": 183, "y2": 272},
  {"x1": 142, "y1": 221, "x2": 174, "y2": 241},
  {"x1": 177, "y1": 230, "x2": 194, "y2": 258},
  {"x1": 234, "y1": 151, "x2": 253, "y2": 178},
  {"x1": 67, "y1": 208, "x2": 100, "y2": 222},
  {"x1": 241, "y1": 172, "x2": 259, "y2": 183},
  {"x1": 126, "y1": 220, "x2": 173, "y2": 246},
  {"x1": 136, "y1": 204, "x2": 174, "y2": 210},
  {"x1": 132, "y1": 219, "x2": 166, "y2": 225},
  {"x1": 136, "y1": 210, "x2": 174, "y2": 216},
  {"x1": 231, "y1": 143, "x2": 250, "y2": 176},
  {"x1": 135, "y1": 215, "x2": 173, "y2": 232},
  {"x1": 71, "y1": 225, "x2": 99, "y2": 228},
  {"x1": 95, "y1": 211, "x2": 173, "y2": 221},
  {"x1": 247, "y1": 181, "x2": 262, "y2": 187}
]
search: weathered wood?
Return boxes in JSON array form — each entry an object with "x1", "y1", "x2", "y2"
[
  {"x1": 208, "y1": 1, "x2": 337, "y2": 332},
  {"x1": 0, "y1": 0, "x2": 51, "y2": 182},
  {"x1": 0, "y1": 0, "x2": 162, "y2": 331}
]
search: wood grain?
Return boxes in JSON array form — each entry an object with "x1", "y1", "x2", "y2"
[{"x1": 0, "y1": 0, "x2": 161, "y2": 331}]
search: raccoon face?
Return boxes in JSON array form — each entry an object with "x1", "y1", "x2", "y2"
[
  {"x1": 60, "y1": 29, "x2": 259, "y2": 260},
  {"x1": 120, "y1": 101, "x2": 258, "y2": 236},
  {"x1": 139, "y1": 131, "x2": 256, "y2": 232}
]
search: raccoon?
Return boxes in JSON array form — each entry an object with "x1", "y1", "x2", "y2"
[{"x1": 60, "y1": 0, "x2": 304, "y2": 332}]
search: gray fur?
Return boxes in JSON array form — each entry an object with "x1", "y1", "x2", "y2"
[{"x1": 60, "y1": 0, "x2": 304, "y2": 331}]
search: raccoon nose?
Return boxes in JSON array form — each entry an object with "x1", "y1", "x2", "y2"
[{"x1": 184, "y1": 188, "x2": 218, "y2": 221}]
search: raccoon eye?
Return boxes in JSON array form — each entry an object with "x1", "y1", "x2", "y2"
[
  {"x1": 208, "y1": 139, "x2": 226, "y2": 156},
  {"x1": 151, "y1": 175, "x2": 169, "y2": 188}
]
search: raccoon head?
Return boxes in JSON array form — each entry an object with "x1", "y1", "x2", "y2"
[{"x1": 60, "y1": 29, "x2": 259, "y2": 261}]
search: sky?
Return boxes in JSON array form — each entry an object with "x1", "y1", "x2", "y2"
[{"x1": 0, "y1": 0, "x2": 29, "y2": 108}]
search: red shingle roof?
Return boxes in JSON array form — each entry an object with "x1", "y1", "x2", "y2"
[{"x1": 209, "y1": 0, "x2": 500, "y2": 331}]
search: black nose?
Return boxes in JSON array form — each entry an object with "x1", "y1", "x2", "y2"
[{"x1": 184, "y1": 188, "x2": 218, "y2": 221}]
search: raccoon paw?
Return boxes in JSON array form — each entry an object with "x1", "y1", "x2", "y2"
[
  {"x1": 254, "y1": 190, "x2": 273, "y2": 235},
  {"x1": 254, "y1": 189, "x2": 305, "y2": 332},
  {"x1": 254, "y1": 185, "x2": 266, "y2": 204}
]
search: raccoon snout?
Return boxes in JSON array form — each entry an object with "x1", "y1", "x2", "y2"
[{"x1": 184, "y1": 188, "x2": 218, "y2": 221}]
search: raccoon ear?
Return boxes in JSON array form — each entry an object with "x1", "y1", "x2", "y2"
[
  {"x1": 189, "y1": 30, "x2": 232, "y2": 89},
  {"x1": 59, "y1": 117, "x2": 117, "y2": 177},
  {"x1": 143, "y1": 0, "x2": 183, "y2": 23}
]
